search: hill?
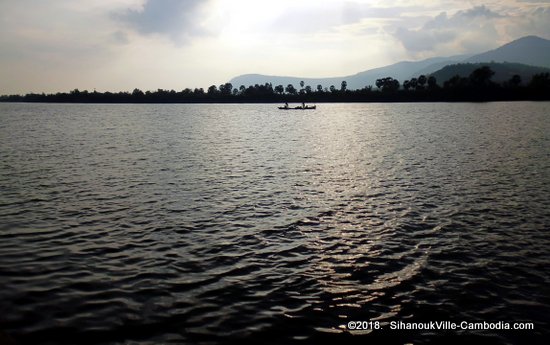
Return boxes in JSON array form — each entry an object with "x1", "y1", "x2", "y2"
[
  {"x1": 430, "y1": 62, "x2": 550, "y2": 85},
  {"x1": 230, "y1": 56, "x2": 467, "y2": 90},
  {"x1": 229, "y1": 36, "x2": 550, "y2": 89},
  {"x1": 465, "y1": 36, "x2": 550, "y2": 68}
]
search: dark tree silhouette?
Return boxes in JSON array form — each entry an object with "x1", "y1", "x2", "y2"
[
  {"x1": 274, "y1": 85, "x2": 284, "y2": 94},
  {"x1": 427, "y1": 76, "x2": 437, "y2": 89},
  {"x1": 341, "y1": 80, "x2": 347, "y2": 92},
  {"x1": 469, "y1": 66, "x2": 495, "y2": 87},
  {"x1": 285, "y1": 84, "x2": 297, "y2": 95},
  {"x1": 376, "y1": 77, "x2": 400, "y2": 92},
  {"x1": 207, "y1": 85, "x2": 218, "y2": 95},
  {"x1": 529, "y1": 73, "x2": 550, "y2": 89},
  {"x1": 299, "y1": 81, "x2": 305, "y2": 95},
  {"x1": 509, "y1": 74, "x2": 522, "y2": 87},
  {"x1": 219, "y1": 83, "x2": 233, "y2": 95},
  {"x1": 132, "y1": 88, "x2": 144, "y2": 97},
  {"x1": 417, "y1": 75, "x2": 427, "y2": 89},
  {"x1": 444, "y1": 75, "x2": 468, "y2": 89},
  {"x1": 409, "y1": 78, "x2": 418, "y2": 90}
]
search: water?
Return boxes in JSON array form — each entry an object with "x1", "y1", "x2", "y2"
[{"x1": 0, "y1": 102, "x2": 549, "y2": 344}]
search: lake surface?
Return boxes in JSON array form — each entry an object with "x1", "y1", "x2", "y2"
[{"x1": 0, "y1": 102, "x2": 549, "y2": 344}]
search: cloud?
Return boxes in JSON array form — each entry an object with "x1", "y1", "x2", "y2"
[
  {"x1": 393, "y1": 5, "x2": 505, "y2": 55},
  {"x1": 117, "y1": 0, "x2": 213, "y2": 43},
  {"x1": 458, "y1": 5, "x2": 503, "y2": 18},
  {"x1": 0, "y1": 0, "x2": 143, "y2": 93},
  {"x1": 501, "y1": 5, "x2": 550, "y2": 39},
  {"x1": 394, "y1": 25, "x2": 456, "y2": 52},
  {"x1": 267, "y1": 1, "x2": 413, "y2": 34},
  {"x1": 0, "y1": 1, "x2": 115, "y2": 64},
  {"x1": 266, "y1": 3, "x2": 352, "y2": 34}
]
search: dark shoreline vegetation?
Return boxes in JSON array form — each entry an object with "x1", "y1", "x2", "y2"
[{"x1": 2, "y1": 67, "x2": 549, "y2": 103}]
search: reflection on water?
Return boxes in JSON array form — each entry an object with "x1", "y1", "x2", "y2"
[{"x1": 0, "y1": 102, "x2": 549, "y2": 344}]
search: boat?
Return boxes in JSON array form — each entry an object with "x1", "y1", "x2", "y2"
[{"x1": 278, "y1": 105, "x2": 316, "y2": 110}]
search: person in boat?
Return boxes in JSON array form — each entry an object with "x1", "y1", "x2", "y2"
[
  {"x1": 302, "y1": 102, "x2": 305, "y2": 109},
  {"x1": 284, "y1": 102, "x2": 289, "y2": 109}
]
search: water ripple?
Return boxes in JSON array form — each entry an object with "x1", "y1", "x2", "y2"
[{"x1": 0, "y1": 102, "x2": 549, "y2": 344}]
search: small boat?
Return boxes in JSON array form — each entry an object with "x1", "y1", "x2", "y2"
[{"x1": 278, "y1": 105, "x2": 316, "y2": 110}]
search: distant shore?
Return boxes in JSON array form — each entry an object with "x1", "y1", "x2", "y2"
[
  {"x1": 2, "y1": 67, "x2": 549, "y2": 104},
  {"x1": 1, "y1": 90, "x2": 548, "y2": 103}
]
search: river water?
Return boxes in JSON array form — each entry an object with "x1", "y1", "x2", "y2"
[{"x1": 0, "y1": 102, "x2": 549, "y2": 344}]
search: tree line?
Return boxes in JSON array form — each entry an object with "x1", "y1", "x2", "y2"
[{"x1": 1, "y1": 67, "x2": 549, "y2": 103}]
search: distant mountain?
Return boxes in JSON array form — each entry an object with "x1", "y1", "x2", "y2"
[
  {"x1": 230, "y1": 74, "x2": 344, "y2": 92},
  {"x1": 229, "y1": 35, "x2": 550, "y2": 89},
  {"x1": 465, "y1": 36, "x2": 550, "y2": 68},
  {"x1": 430, "y1": 62, "x2": 550, "y2": 85},
  {"x1": 408, "y1": 57, "x2": 471, "y2": 79},
  {"x1": 344, "y1": 55, "x2": 469, "y2": 88},
  {"x1": 230, "y1": 56, "x2": 467, "y2": 90}
]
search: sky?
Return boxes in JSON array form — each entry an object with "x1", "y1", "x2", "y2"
[{"x1": 1, "y1": 0, "x2": 549, "y2": 94}]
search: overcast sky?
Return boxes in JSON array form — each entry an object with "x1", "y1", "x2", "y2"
[{"x1": 1, "y1": 0, "x2": 549, "y2": 94}]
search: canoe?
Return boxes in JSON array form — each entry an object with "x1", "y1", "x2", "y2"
[{"x1": 278, "y1": 105, "x2": 316, "y2": 110}]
